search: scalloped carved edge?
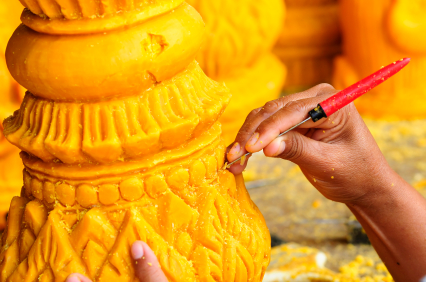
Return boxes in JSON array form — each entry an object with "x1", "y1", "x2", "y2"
[
  {"x1": 20, "y1": 1, "x2": 189, "y2": 35},
  {"x1": 21, "y1": 143, "x2": 226, "y2": 208},
  {"x1": 20, "y1": 0, "x2": 184, "y2": 20},
  {"x1": 4, "y1": 62, "x2": 231, "y2": 164}
]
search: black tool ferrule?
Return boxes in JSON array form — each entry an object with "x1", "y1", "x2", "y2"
[{"x1": 309, "y1": 104, "x2": 328, "y2": 122}]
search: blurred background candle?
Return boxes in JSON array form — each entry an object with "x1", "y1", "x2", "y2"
[
  {"x1": 186, "y1": 0, "x2": 287, "y2": 144},
  {"x1": 333, "y1": 0, "x2": 426, "y2": 119},
  {"x1": 0, "y1": 1, "x2": 25, "y2": 229},
  {"x1": 274, "y1": 0, "x2": 341, "y2": 94}
]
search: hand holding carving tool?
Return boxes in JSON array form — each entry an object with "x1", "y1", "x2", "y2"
[{"x1": 227, "y1": 58, "x2": 411, "y2": 167}]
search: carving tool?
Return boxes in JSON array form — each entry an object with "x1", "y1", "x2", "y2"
[{"x1": 227, "y1": 58, "x2": 411, "y2": 167}]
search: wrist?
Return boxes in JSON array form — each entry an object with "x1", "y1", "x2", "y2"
[
  {"x1": 347, "y1": 165, "x2": 411, "y2": 212},
  {"x1": 346, "y1": 163, "x2": 402, "y2": 209},
  {"x1": 346, "y1": 168, "x2": 426, "y2": 282}
]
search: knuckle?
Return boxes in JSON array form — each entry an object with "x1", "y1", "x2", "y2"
[
  {"x1": 275, "y1": 95, "x2": 294, "y2": 105},
  {"x1": 235, "y1": 123, "x2": 256, "y2": 141},
  {"x1": 247, "y1": 107, "x2": 261, "y2": 119},
  {"x1": 256, "y1": 120, "x2": 275, "y2": 134},
  {"x1": 262, "y1": 100, "x2": 282, "y2": 114},
  {"x1": 316, "y1": 83, "x2": 338, "y2": 97},
  {"x1": 286, "y1": 100, "x2": 306, "y2": 114},
  {"x1": 257, "y1": 113, "x2": 283, "y2": 134},
  {"x1": 236, "y1": 127, "x2": 253, "y2": 140},
  {"x1": 234, "y1": 108, "x2": 261, "y2": 142},
  {"x1": 284, "y1": 100, "x2": 297, "y2": 108},
  {"x1": 317, "y1": 83, "x2": 335, "y2": 92},
  {"x1": 276, "y1": 95, "x2": 296, "y2": 105}
]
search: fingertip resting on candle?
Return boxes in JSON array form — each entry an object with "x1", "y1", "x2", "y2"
[{"x1": 131, "y1": 241, "x2": 144, "y2": 260}]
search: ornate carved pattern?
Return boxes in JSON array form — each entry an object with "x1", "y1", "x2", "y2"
[
  {"x1": 19, "y1": 0, "x2": 184, "y2": 20},
  {"x1": 20, "y1": 144, "x2": 225, "y2": 208},
  {"x1": 1, "y1": 0, "x2": 271, "y2": 281},
  {"x1": 186, "y1": 0, "x2": 285, "y2": 79},
  {"x1": 0, "y1": 172, "x2": 270, "y2": 282},
  {"x1": 4, "y1": 63, "x2": 230, "y2": 164}
]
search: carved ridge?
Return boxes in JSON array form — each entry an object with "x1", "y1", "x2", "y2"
[
  {"x1": 0, "y1": 172, "x2": 268, "y2": 281},
  {"x1": 20, "y1": 0, "x2": 184, "y2": 21},
  {"x1": 3, "y1": 63, "x2": 231, "y2": 164},
  {"x1": 21, "y1": 144, "x2": 226, "y2": 208}
]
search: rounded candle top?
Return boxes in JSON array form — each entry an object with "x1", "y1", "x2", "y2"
[
  {"x1": 3, "y1": 0, "x2": 232, "y2": 164},
  {"x1": 6, "y1": 1, "x2": 205, "y2": 101}
]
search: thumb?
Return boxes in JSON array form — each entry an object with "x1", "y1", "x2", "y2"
[
  {"x1": 131, "y1": 241, "x2": 168, "y2": 282},
  {"x1": 263, "y1": 130, "x2": 325, "y2": 167},
  {"x1": 65, "y1": 274, "x2": 92, "y2": 282}
]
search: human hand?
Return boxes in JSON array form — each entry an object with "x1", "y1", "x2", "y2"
[
  {"x1": 227, "y1": 84, "x2": 394, "y2": 205},
  {"x1": 65, "y1": 241, "x2": 167, "y2": 282}
]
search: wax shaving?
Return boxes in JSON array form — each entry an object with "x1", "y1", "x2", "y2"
[
  {"x1": 240, "y1": 154, "x2": 247, "y2": 166},
  {"x1": 222, "y1": 162, "x2": 228, "y2": 170}
]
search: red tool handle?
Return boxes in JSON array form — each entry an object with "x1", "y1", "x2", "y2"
[{"x1": 320, "y1": 58, "x2": 411, "y2": 117}]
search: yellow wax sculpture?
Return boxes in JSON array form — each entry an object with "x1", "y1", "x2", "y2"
[
  {"x1": 0, "y1": 1, "x2": 271, "y2": 281},
  {"x1": 0, "y1": 1, "x2": 26, "y2": 229},
  {"x1": 274, "y1": 0, "x2": 340, "y2": 92},
  {"x1": 333, "y1": 0, "x2": 426, "y2": 119},
  {"x1": 186, "y1": 0, "x2": 287, "y2": 144}
]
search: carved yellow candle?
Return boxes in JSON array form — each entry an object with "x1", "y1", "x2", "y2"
[
  {"x1": 274, "y1": 0, "x2": 340, "y2": 92},
  {"x1": 333, "y1": 0, "x2": 426, "y2": 119},
  {"x1": 186, "y1": 0, "x2": 287, "y2": 144},
  {"x1": 0, "y1": 1, "x2": 271, "y2": 281}
]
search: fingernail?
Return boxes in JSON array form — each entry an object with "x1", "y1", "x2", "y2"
[
  {"x1": 131, "y1": 241, "x2": 144, "y2": 260},
  {"x1": 246, "y1": 132, "x2": 260, "y2": 147},
  {"x1": 273, "y1": 141, "x2": 286, "y2": 157},
  {"x1": 229, "y1": 142, "x2": 241, "y2": 156},
  {"x1": 66, "y1": 276, "x2": 81, "y2": 282}
]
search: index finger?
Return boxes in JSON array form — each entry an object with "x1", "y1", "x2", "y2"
[
  {"x1": 227, "y1": 84, "x2": 337, "y2": 172},
  {"x1": 245, "y1": 92, "x2": 337, "y2": 153}
]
